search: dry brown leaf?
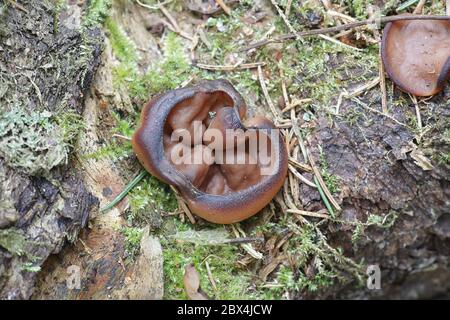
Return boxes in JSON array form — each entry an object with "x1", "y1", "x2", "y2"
[
  {"x1": 410, "y1": 148, "x2": 434, "y2": 171},
  {"x1": 183, "y1": 264, "x2": 209, "y2": 300}
]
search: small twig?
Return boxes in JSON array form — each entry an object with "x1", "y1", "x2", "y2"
[
  {"x1": 285, "y1": 0, "x2": 293, "y2": 17},
  {"x1": 112, "y1": 134, "x2": 132, "y2": 141},
  {"x1": 215, "y1": 0, "x2": 231, "y2": 15},
  {"x1": 136, "y1": 0, "x2": 173, "y2": 10},
  {"x1": 410, "y1": 94, "x2": 422, "y2": 130},
  {"x1": 270, "y1": 0, "x2": 298, "y2": 36},
  {"x1": 413, "y1": 0, "x2": 426, "y2": 14},
  {"x1": 222, "y1": 237, "x2": 265, "y2": 244},
  {"x1": 327, "y1": 10, "x2": 356, "y2": 22},
  {"x1": 239, "y1": 15, "x2": 450, "y2": 52},
  {"x1": 318, "y1": 34, "x2": 364, "y2": 51},
  {"x1": 352, "y1": 97, "x2": 408, "y2": 127},
  {"x1": 7, "y1": 0, "x2": 28, "y2": 13},
  {"x1": 368, "y1": 8, "x2": 388, "y2": 115},
  {"x1": 100, "y1": 170, "x2": 148, "y2": 212},
  {"x1": 288, "y1": 165, "x2": 316, "y2": 188},
  {"x1": 335, "y1": 77, "x2": 380, "y2": 114},
  {"x1": 170, "y1": 186, "x2": 196, "y2": 224},
  {"x1": 149, "y1": 4, "x2": 194, "y2": 41},
  {"x1": 231, "y1": 224, "x2": 263, "y2": 259},
  {"x1": 378, "y1": 54, "x2": 388, "y2": 114},
  {"x1": 288, "y1": 158, "x2": 313, "y2": 172},
  {"x1": 193, "y1": 61, "x2": 265, "y2": 71},
  {"x1": 204, "y1": 260, "x2": 218, "y2": 293},
  {"x1": 278, "y1": 59, "x2": 290, "y2": 110},
  {"x1": 258, "y1": 65, "x2": 282, "y2": 123},
  {"x1": 308, "y1": 153, "x2": 342, "y2": 212},
  {"x1": 287, "y1": 209, "x2": 331, "y2": 219},
  {"x1": 281, "y1": 98, "x2": 312, "y2": 113}
]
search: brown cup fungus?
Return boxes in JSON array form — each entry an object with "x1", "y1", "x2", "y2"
[
  {"x1": 132, "y1": 80, "x2": 288, "y2": 224},
  {"x1": 381, "y1": 19, "x2": 450, "y2": 96}
]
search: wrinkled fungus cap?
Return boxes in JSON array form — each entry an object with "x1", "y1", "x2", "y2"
[
  {"x1": 381, "y1": 19, "x2": 450, "y2": 96},
  {"x1": 132, "y1": 80, "x2": 288, "y2": 224}
]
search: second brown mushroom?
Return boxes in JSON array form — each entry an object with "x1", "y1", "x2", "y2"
[
  {"x1": 381, "y1": 18, "x2": 450, "y2": 96},
  {"x1": 132, "y1": 80, "x2": 288, "y2": 224}
]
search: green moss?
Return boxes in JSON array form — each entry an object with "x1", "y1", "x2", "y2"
[
  {"x1": 105, "y1": 17, "x2": 138, "y2": 66},
  {"x1": 351, "y1": 211, "x2": 398, "y2": 244},
  {"x1": 127, "y1": 175, "x2": 178, "y2": 226},
  {"x1": 55, "y1": 112, "x2": 85, "y2": 145},
  {"x1": 84, "y1": 112, "x2": 134, "y2": 162},
  {"x1": 112, "y1": 32, "x2": 191, "y2": 100},
  {"x1": 260, "y1": 222, "x2": 365, "y2": 298},
  {"x1": 346, "y1": 0, "x2": 374, "y2": 19},
  {"x1": 0, "y1": 228, "x2": 28, "y2": 257},
  {"x1": 319, "y1": 146, "x2": 340, "y2": 194},
  {"x1": 120, "y1": 226, "x2": 144, "y2": 262},
  {"x1": 84, "y1": 0, "x2": 112, "y2": 28},
  {"x1": 162, "y1": 220, "x2": 258, "y2": 300}
]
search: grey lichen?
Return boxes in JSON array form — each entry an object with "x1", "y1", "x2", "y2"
[{"x1": 0, "y1": 109, "x2": 69, "y2": 175}]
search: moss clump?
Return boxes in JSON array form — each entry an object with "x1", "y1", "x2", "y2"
[
  {"x1": 83, "y1": 0, "x2": 112, "y2": 28},
  {"x1": 113, "y1": 31, "x2": 192, "y2": 100},
  {"x1": 105, "y1": 16, "x2": 138, "y2": 66},
  {"x1": 120, "y1": 226, "x2": 144, "y2": 262},
  {"x1": 319, "y1": 146, "x2": 340, "y2": 194},
  {"x1": 0, "y1": 109, "x2": 70, "y2": 175},
  {"x1": 351, "y1": 211, "x2": 398, "y2": 244},
  {"x1": 0, "y1": 228, "x2": 28, "y2": 257},
  {"x1": 127, "y1": 175, "x2": 178, "y2": 227},
  {"x1": 162, "y1": 221, "x2": 258, "y2": 300}
]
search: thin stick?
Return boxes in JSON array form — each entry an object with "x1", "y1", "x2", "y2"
[
  {"x1": 159, "y1": 5, "x2": 194, "y2": 41},
  {"x1": 239, "y1": 15, "x2": 450, "y2": 52},
  {"x1": 308, "y1": 153, "x2": 342, "y2": 211},
  {"x1": 231, "y1": 224, "x2": 263, "y2": 259},
  {"x1": 215, "y1": 0, "x2": 231, "y2": 15},
  {"x1": 194, "y1": 62, "x2": 265, "y2": 71},
  {"x1": 204, "y1": 260, "x2": 218, "y2": 293},
  {"x1": 288, "y1": 165, "x2": 316, "y2": 188},
  {"x1": 136, "y1": 0, "x2": 173, "y2": 10},
  {"x1": 170, "y1": 186, "x2": 196, "y2": 224},
  {"x1": 270, "y1": 0, "x2": 297, "y2": 36},
  {"x1": 288, "y1": 158, "x2": 313, "y2": 172},
  {"x1": 258, "y1": 65, "x2": 282, "y2": 122},
  {"x1": 7, "y1": 0, "x2": 28, "y2": 13},
  {"x1": 378, "y1": 53, "x2": 388, "y2": 114},
  {"x1": 413, "y1": 0, "x2": 426, "y2": 14},
  {"x1": 318, "y1": 34, "x2": 364, "y2": 51},
  {"x1": 100, "y1": 170, "x2": 148, "y2": 212},
  {"x1": 335, "y1": 77, "x2": 380, "y2": 114},
  {"x1": 287, "y1": 209, "x2": 331, "y2": 219},
  {"x1": 281, "y1": 98, "x2": 312, "y2": 113},
  {"x1": 327, "y1": 10, "x2": 357, "y2": 22},
  {"x1": 352, "y1": 97, "x2": 408, "y2": 127},
  {"x1": 410, "y1": 94, "x2": 422, "y2": 130},
  {"x1": 112, "y1": 134, "x2": 132, "y2": 141},
  {"x1": 369, "y1": 9, "x2": 389, "y2": 115},
  {"x1": 285, "y1": 0, "x2": 293, "y2": 17}
]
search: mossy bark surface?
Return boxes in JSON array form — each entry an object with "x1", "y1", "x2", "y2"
[{"x1": 0, "y1": 0, "x2": 100, "y2": 299}]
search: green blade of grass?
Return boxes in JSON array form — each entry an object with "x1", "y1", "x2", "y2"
[
  {"x1": 396, "y1": 0, "x2": 419, "y2": 11},
  {"x1": 100, "y1": 170, "x2": 148, "y2": 212},
  {"x1": 314, "y1": 175, "x2": 335, "y2": 218}
]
